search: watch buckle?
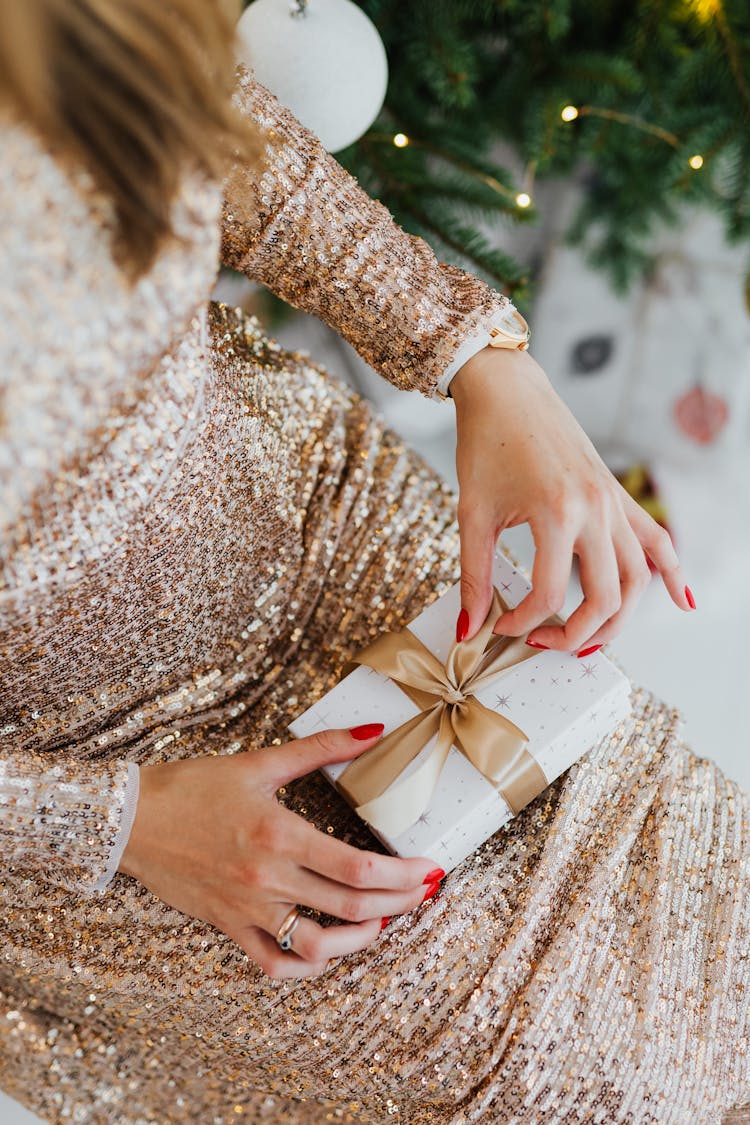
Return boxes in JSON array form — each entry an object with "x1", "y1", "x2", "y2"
[
  {"x1": 489, "y1": 329, "x2": 520, "y2": 350},
  {"x1": 488, "y1": 324, "x2": 530, "y2": 350}
]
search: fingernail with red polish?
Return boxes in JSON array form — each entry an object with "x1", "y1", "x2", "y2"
[
  {"x1": 422, "y1": 867, "x2": 445, "y2": 885},
  {"x1": 525, "y1": 639, "x2": 549, "y2": 650},
  {"x1": 422, "y1": 881, "x2": 441, "y2": 903},
  {"x1": 577, "y1": 643, "x2": 603, "y2": 658},
  {"x1": 350, "y1": 722, "x2": 385, "y2": 740},
  {"x1": 380, "y1": 916, "x2": 391, "y2": 931},
  {"x1": 685, "y1": 585, "x2": 696, "y2": 610},
  {"x1": 456, "y1": 608, "x2": 469, "y2": 643}
]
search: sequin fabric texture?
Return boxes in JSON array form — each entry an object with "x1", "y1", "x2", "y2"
[{"x1": 1, "y1": 67, "x2": 749, "y2": 1124}]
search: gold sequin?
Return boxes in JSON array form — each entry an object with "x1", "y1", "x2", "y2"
[{"x1": 1, "y1": 68, "x2": 749, "y2": 1124}]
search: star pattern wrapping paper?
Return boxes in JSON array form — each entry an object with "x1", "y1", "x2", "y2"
[{"x1": 289, "y1": 546, "x2": 632, "y2": 872}]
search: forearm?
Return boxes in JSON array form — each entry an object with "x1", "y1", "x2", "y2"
[{"x1": 220, "y1": 65, "x2": 514, "y2": 401}]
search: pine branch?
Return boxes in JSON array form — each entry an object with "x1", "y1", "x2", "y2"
[{"x1": 244, "y1": 0, "x2": 750, "y2": 310}]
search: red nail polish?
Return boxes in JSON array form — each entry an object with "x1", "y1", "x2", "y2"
[
  {"x1": 422, "y1": 881, "x2": 441, "y2": 903},
  {"x1": 525, "y1": 639, "x2": 549, "y2": 650},
  {"x1": 380, "y1": 916, "x2": 391, "y2": 931},
  {"x1": 456, "y1": 608, "x2": 469, "y2": 643},
  {"x1": 685, "y1": 585, "x2": 696, "y2": 610},
  {"x1": 349, "y1": 722, "x2": 385, "y2": 740},
  {"x1": 422, "y1": 867, "x2": 445, "y2": 885},
  {"x1": 577, "y1": 643, "x2": 603, "y2": 658}
]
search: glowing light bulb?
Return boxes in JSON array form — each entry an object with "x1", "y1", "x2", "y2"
[
  {"x1": 561, "y1": 105, "x2": 579, "y2": 122},
  {"x1": 690, "y1": 0, "x2": 721, "y2": 20},
  {"x1": 689, "y1": 153, "x2": 704, "y2": 169},
  {"x1": 393, "y1": 133, "x2": 409, "y2": 148},
  {"x1": 515, "y1": 192, "x2": 532, "y2": 208}
]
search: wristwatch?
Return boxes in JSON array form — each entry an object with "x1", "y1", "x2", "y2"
[
  {"x1": 434, "y1": 302, "x2": 531, "y2": 401},
  {"x1": 487, "y1": 304, "x2": 531, "y2": 351}
]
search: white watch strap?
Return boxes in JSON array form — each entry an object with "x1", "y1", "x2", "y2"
[
  {"x1": 434, "y1": 326, "x2": 497, "y2": 400},
  {"x1": 434, "y1": 302, "x2": 523, "y2": 401}
]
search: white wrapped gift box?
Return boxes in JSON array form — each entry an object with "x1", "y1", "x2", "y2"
[{"x1": 289, "y1": 546, "x2": 632, "y2": 873}]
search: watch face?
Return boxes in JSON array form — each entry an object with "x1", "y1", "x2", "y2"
[{"x1": 491, "y1": 305, "x2": 529, "y2": 342}]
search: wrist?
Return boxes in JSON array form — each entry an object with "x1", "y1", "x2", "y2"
[
  {"x1": 449, "y1": 345, "x2": 533, "y2": 405},
  {"x1": 118, "y1": 762, "x2": 160, "y2": 879}
]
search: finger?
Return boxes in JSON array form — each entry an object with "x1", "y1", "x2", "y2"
[
  {"x1": 491, "y1": 517, "x2": 574, "y2": 640},
  {"x1": 284, "y1": 863, "x2": 435, "y2": 924},
  {"x1": 561, "y1": 519, "x2": 653, "y2": 650},
  {"x1": 233, "y1": 925, "x2": 332, "y2": 981},
  {"x1": 457, "y1": 502, "x2": 497, "y2": 642},
  {"x1": 622, "y1": 493, "x2": 695, "y2": 611},
  {"x1": 258, "y1": 906, "x2": 383, "y2": 964},
  {"x1": 229, "y1": 842, "x2": 439, "y2": 922},
  {"x1": 283, "y1": 811, "x2": 445, "y2": 892},
  {"x1": 530, "y1": 530, "x2": 621, "y2": 653},
  {"x1": 255, "y1": 724, "x2": 386, "y2": 791}
]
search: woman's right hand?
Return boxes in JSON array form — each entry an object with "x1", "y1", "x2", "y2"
[{"x1": 118, "y1": 723, "x2": 445, "y2": 980}]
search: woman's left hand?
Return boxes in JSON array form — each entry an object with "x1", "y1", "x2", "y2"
[{"x1": 449, "y1": 345, "x2": 695, "y2": 654}]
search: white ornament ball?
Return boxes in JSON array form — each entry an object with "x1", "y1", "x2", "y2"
[{"x1": 236, "y1": 0, "x2": 388, "y2": 152}]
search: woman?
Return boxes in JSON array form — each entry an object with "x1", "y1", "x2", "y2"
[{"x1": 1, "y1": 1, "x2": 748, "y2": 1122}]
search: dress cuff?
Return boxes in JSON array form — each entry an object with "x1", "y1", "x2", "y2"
[{"x1": 89, "y1": 760, "x2": 140, "y2": 894}]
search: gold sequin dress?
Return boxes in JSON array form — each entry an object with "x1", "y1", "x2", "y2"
[{"x1": 1, "y1": 68, "x2": 749, "y2": 1125}]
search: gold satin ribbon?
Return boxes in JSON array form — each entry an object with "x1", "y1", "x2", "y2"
[{"x1": 336, "y1": 586, "x2": 558, "y2": 838}]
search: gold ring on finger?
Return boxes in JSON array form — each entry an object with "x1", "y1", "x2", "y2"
[{"x1": 275, "y1": 907, "x2": 301, "y2": 953}]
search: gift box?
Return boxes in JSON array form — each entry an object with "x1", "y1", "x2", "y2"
[{"x1": 288, "y1": 545, "x2": 632, "y2": 874}]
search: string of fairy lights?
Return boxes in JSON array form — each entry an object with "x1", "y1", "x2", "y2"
[{"x1": 389, "y1": 104, "x2": 705, "y2": 212}]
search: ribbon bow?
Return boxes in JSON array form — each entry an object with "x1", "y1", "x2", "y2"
[{"x1": 336, "y1": 586, "x2": 556, "y2": 838}]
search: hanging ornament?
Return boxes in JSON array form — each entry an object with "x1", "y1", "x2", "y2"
[
  {"x1": 613, "y1": 464, "x2": 674, "y2": 575},
  {"x1": 569, "y1": 333, "x2": 615, "y2": 376},
  {"x1": 672, "y1": 382, "x2": 730, "y2": 445},
  {"x1": 236, "y1": 0, "x2": 388, "y2": 153}
]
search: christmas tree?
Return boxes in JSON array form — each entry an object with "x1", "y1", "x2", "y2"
[{"x1": 332, "y1": 0, "x2": 750, "y2": 308}]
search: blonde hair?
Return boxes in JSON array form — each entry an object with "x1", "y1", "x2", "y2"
[{"x1": 0, "y1": 0, "x2": 268, "y2": 282}]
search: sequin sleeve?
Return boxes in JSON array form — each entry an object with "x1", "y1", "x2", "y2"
[
  {"x1": 0, "y1": 751, "x2": 140, "y2": 897},
  {"x1": 220, "y1": 66, "x2": 514, "y2": 401}
]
